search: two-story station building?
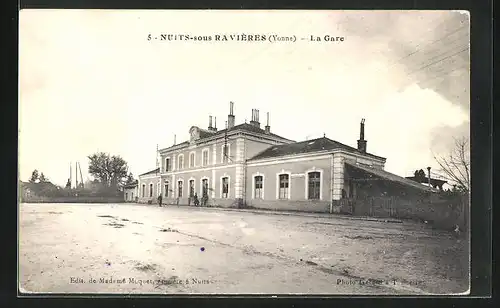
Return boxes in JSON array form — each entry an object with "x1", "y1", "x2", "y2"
[{"x1": 134, "y1": 102, "x2": 435, "y2": 213}]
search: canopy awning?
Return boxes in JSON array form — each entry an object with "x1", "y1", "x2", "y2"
[{"x1": 344, "y1": 162, "x2": 439, "y2": 193}]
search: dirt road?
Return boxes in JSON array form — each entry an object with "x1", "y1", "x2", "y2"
[{"x1": 18, "y1": 203, "x2": 469, "y2": 295}]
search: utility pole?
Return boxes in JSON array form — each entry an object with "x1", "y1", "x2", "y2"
[{"x1": 75, "y1": 162, "x2": 78, "y2": 188}]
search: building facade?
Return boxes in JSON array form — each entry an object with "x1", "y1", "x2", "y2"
[
  {"x1": 123, "y1": 180, "x2": 138, "y2": 202},
  {"x1": 137, "y1": 102, "x2": 435, "y2": 213}
]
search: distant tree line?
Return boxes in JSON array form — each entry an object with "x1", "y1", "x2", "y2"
[{"x1": 22, "y1": 152, "x2": 136, "y2": 199}]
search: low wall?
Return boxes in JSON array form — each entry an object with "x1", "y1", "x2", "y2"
[
  {"x1": 20, "y1": 196, "x2": 125, "y2": 203},
  {"x1": 246, "y1": 199, "x2": 330, "y2": 213}
]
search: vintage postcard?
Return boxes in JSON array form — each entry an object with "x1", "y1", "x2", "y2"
[{"x1": 18, "y1": 9, "x2": 470, "y2": 295}]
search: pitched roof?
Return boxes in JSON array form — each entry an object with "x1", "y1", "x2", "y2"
[
  {"x1": 248, "y1": 136, "x2": 385, "y2": 161},
  {"x1": 345, "y1": 162, "x2": 439, "y2": 192},
  {"x1": 160, "y1": 123, "x2": 293, "y2": 152},
  {"x1": 138, "y1": 168, "x2": 160, "y2": 177},
  {"x1": 123, "y1": 180, "x2": 138, "y2": 188}
]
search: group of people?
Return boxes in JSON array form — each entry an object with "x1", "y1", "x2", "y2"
[{"x1": 157, "y1": 193, "x2": 208, "y2": 207}]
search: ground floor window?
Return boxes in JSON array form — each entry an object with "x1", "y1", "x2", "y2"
[
  {"x1": 142, "y1": 184, "x2": 145, "y2": 197},
  {"x1": 164, "y1": 183, "x2": 169, "y2": 197},
  {"x1": 149, "y1": 183, "x2": 153, "y2": 198},
  {"x1": 131, "y1": 192, "x2": 134, "y2": 199},
  {"x1": 189, "y1": 180, "x2": 195, "y2": 197},
  {"x1": 125, "y1": 193, "x2": 128, "y2": 200},
  {"x1": 178, "y1": 181, "x2": 183, "y2": 198},
  {"x1": 202, "y1": 179, "x2": 209, "y2": 198},
  {"x1": 308, "y1": 171, "x2": 321, "y2": 200},
  {"x1": 254, "y1": 175, "x2": 263, "y2": 199},
  {"x1": 221, "y1": 177, "x2": 229, "y2": 198},
  {"x1": 279, "y1": 174, "x2": 289, "y2": 199}
]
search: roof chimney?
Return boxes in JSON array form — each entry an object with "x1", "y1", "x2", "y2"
[
  {"x1": 208, "y1": 115, "x2": 213, "y2": 131},
  {"x1": 250, "y1": 108, "x2": 261, "y2": 128},
  {"x1": 357, "y1": 118, "x2": 367, "y2": 153},
  {"x1": 214, "y1": 116, "x2": 217, "y2": 131},
  {"x1": 227, "y1": 102, "x2": 235, "y2": 129},
  {"x1": 264, "y1": 112, "x2": 270, "y2": 134}
]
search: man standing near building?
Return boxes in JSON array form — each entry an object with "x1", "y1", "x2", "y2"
[{"x1": 158, "y1": 194, "x2": 163, "y2": 207}]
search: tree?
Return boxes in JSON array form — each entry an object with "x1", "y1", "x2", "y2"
[
  {"x1": 39, "y1": 172, "x2": 48, "y2": 183},
  {"x1": 433, "y1": 136, "x2": 470, "y2": 193},
  {"x1": 88, "y1": 152, "x2": 129, "y2": 188},
  {"x1": 29, "y1": 169, "x2": 39, "y2": 183}
]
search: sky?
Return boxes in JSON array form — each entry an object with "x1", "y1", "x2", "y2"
[{"x1": 19, "y1": 10, "x2": 470, "y2": 187}]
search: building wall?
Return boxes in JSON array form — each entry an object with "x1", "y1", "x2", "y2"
[
  {"x1": 123, "y1": 186, "x2": 138, "y2": 202},
  {"x1": 137, "y1": 175, "x2": 161, "y2": 203},
  {"x1": 162, "y1": 137, "x2": 238, "y2": 173},
  {"x1": 245, "y1": 155, "x2": 332, "y2": 206},
  {"x1": 157, "y1": 166, "x2": 238, "y2": 207}
]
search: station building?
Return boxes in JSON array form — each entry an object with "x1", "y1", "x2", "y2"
[{"x1": 135, "y1": 102, "x2": 435, "y2": 213}]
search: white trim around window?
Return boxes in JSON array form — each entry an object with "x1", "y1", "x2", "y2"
[
  {"x1": 202, "y1": 148, "x2": 210, "y2": 167},
  {"x1": 188, "y1": 177, "x2": 196, "y2": 197},
  {"x1": 164, "y1": 156, "x2": 171, "y2": 172},
  {"x1": 276, "y1": 170, "x2": 292, "y2": 200},
  {"x1": 189, "y1": 151, "x2": 196, "y2": 168},
  {"x1": 164, "y1": 181, "x2": 170, "y2": 198},
  {"x1": 220, "y1": 143, "x2": 231, "y2": 163},
  {"x1": 305, "y1": 167, "x2": 324, "y2": 200},
  {"x1": 178, "y1": 154, "x2": 184, "y2": 170},
  {"x1": 220, "y1": 174, "x2": 231, "y2": 198},
  {"x1": 157, "y1": 182, "x2": 160, "y2": 197},
  {"x1": 200, "y1": 176, "x2": 210, "y2": 196},
  {"x1": 149, "y1": 182, "x2": 154, "y2": 198},
  {"x1": 252, "y1": 172, "x2": 265, "y2": 199},
  {"x1": 177, "y1": 178, "x2": 184, "y2": 198},
  {"x1": 141, "y1": 184, "x2": 146, "y2": 197}
]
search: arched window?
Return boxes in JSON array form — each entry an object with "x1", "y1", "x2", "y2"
[
  {"x1": 149, "y1": 183, "x2": 153, "y2": 198},
  {"x1": 189, "y1": 152, "x2": 195, "y2": 168},
  {"x1": 201, "y1": 178, "x2": 209, "y2": 197},
  {"x1": 164, "y1": 182, "x2": 169, "y2": 198},
  {"x1": 178, "y1": 180, "x2": 183, "y2": 198},
  {"x1": 165, "y1": 158, "x2": 171, "y2": 172},
  {"x1": 254, "y1": 175, "x2": 263, "y2": 199},
  {"x1": 189, "y1": 179, "x2": 195, "y2": 197},
  {"x1": 278, "y1": 174, "x2": 289, "y2": 199},
  {"x1": 221, "y1": 177, "x2": 229, "y2": 198},
  {"x1": 142, "y1": 184, "x2": 146, "y2": 197},
  {"x1": 202, "y1": 149, "x2": 209, "y2": 166},
  {"x1": 308, "y1": 172, "x2": 321, "y2": 200},
  {"x1": 178, "y1": 155, "x2": 184, "y2": 169}
]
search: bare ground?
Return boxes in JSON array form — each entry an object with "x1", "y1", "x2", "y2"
[{"x1": 18, "y1": 203, "x2": 469, "y2": 295}]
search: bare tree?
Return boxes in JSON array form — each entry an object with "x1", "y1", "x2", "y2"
[{"x1": 433, "y1": 136, "x2": 470, "y2": 193}]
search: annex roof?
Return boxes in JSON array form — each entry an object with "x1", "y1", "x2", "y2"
[
  {"x1": 138, "y1": 168, "x2": 160, "y2": 177},
  {"x1": 248, "y1": 137, "x2": 385, "y2": 161},
  {"x1": 123, "y1": 180, "x2": 138, "y2": 189},
  {"x1": 345, "y1": 162, "x2": 439, "y2": 193}
]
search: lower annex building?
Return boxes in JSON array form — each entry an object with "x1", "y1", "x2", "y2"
[{"x1": 124, "y1": 102, "x2": 436, "y2": 213}]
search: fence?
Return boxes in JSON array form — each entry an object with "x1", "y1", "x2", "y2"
[{"x1": 345, "y1": 194, "x2": 469, "y2": 232}]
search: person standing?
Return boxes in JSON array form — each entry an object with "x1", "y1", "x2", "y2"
[
  {"x1": 193, "y1": 193, "x2": 200, "y2": 207},
  {"x1": 158, "y1": 194, "x2": 163, "y2": 207}
]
